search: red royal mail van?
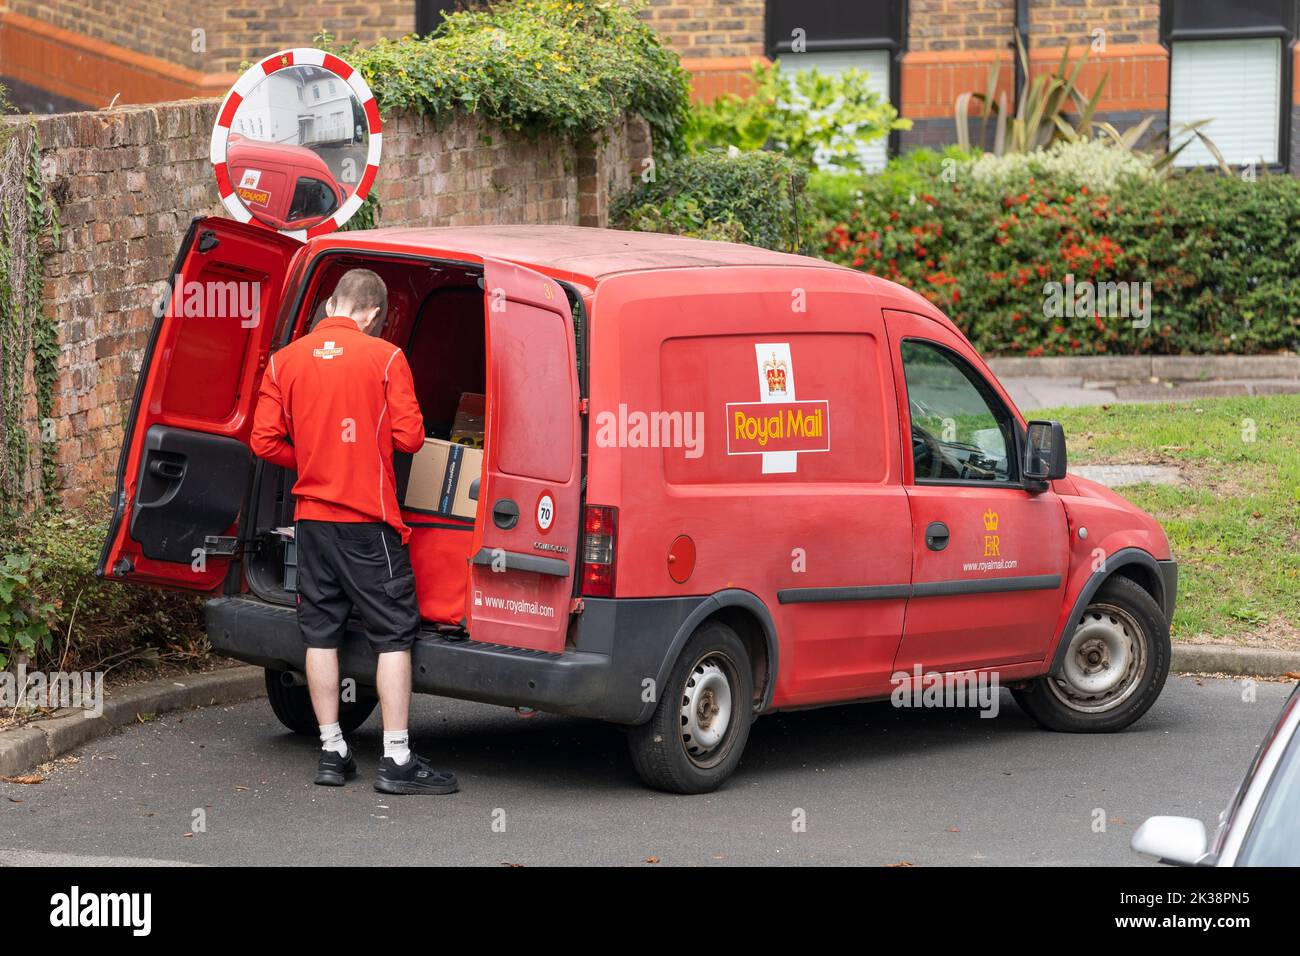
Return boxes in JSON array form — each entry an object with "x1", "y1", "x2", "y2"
[
  {"x1": 226, "y1": 136, "x2": 350, "y2": 232},
  {"x1": 98, "y1": 218, "x2": 1177, "y2": 793}
]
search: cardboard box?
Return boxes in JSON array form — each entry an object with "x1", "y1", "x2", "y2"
[
  {"x1": 403, "y1": 437, "x2": 483, "y2": 519},
  {"x1": 450, "y1": 392, "x2": 485, "y2": 448}
]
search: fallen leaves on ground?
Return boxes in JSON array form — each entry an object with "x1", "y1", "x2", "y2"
[{"x1": 0, "y1": 774, "x2": 44, "y2": 785}]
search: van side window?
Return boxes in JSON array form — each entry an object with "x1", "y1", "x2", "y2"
[
  {"x1": 288, "y1": 178, "x2": 339, "y2": 222},
  {"x1": 900, "y1": 340, "x2": 1016, "y2": 483}
]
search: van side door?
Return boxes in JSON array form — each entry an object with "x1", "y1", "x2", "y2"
[
  {"x1": 466, "y1": 258, "x2": 582, "y2": 653},
  {"x1": 884, "y1": 309, "x2": 1070, "y2": 674},
  {"x1": 97, "y1": 217, "x2": 303, "y2": 592}
]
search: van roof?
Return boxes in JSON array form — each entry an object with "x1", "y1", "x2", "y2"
[
  {"x1": 318, "y1": 224, "x2": 849, "y2": 283},
  {"x1": 313, "y1": 223, "x2": 960, "y2": 336},
  {"x1": 229, "y1": 136, "x2": 332, "y2": 171}
]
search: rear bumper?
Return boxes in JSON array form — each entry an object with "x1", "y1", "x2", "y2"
[{"x1": 206, "y1": 593, "x2": 707, "y2": 724}]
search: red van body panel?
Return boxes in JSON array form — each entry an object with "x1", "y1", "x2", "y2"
[{"x1": 108, "y1": 222, "x2": 1175, "y2": 726}]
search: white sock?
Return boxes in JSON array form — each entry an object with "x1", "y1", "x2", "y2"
[
  {"x1": 383, "y1": 730, "x2": 411, "y2": 765},
  {"x1": 319, "y1": 722, "x2": 348, "y2": 757}
]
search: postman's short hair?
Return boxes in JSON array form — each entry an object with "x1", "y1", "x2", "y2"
[{"x1": 331, "y1": 268, "x2": 388, "y2": 320}]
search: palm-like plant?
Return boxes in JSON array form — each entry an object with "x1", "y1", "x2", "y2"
[{"x1": 954, "y1": 37, "x2": 1228, "y2": 175}]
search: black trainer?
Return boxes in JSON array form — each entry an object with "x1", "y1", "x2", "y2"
[
  {"x1": 374, "y1": 754, "x2": 459, "y2": 795},
  {"x1": 315, "y1": 747, "x2": 357, "y2": 787}
]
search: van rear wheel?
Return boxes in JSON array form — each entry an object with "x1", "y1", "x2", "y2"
[
  {"x1": 1012, "y1": 576, "x2": 1170, "y2": 733},
  {"x1": 627, "y1": 621, "x2": 754, "y2": 794},
  {"x1": 263, "y1": 668, "x2": 379, "y2": 736}
]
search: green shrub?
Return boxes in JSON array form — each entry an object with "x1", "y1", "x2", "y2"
[
  {"x1": 807, "y1": 146, "x2": 973, "y2": 222},
  {"x1": 686, "y1": 62, "x2": 911, "y2": 173},
  {"x1": 0, "y1": 506, "x2": 205, "y2": 672},
  {"x1": 963, "y1": 138, "x2": 1158, "y2": 193},
  {"x1": 326, "y1": 0, "x2": 691, "y2": 154},
  {"x1": 821, "y1": 147, "x2": 1300, "y2": 356},
  {"x1": 0, "y1": 552, "x2": 57, "y2": 669},
  {"x1": 613, "y1": 149, "x2": 810, "y2": 252}
]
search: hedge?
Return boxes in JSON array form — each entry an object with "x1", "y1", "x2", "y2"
[
  {"x1": 326, "y1": 0, "x2": 691, "y2": 154},
  {"x1": 613, "y1": 149, "x2": 810, "y2": 252},
  {"x1": 821, "y1": 152, "x2": 1300, "y2": 356}
]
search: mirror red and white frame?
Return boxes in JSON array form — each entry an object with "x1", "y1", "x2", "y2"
[{"x1": 208, "y1": 47, "x2": 382, "y2": 240}]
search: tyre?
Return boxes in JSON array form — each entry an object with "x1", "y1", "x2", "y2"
[
  {"x1": 1012, "y1": 576, "x2": 1170, "y2": 733},
  {"x1": 627, "y1": 621, "x2": 754, "y2": 794},
  {"x1": 263, "y1": 668, "x2": 379, "y2": 736}
]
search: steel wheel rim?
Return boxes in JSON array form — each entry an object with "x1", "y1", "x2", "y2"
[
  {"x1": 679, "y1": 654, "x2": 736, "y2": 768},
  {"x1": 1048, "y1": 602, "x2": 1147, "y2": 713}
]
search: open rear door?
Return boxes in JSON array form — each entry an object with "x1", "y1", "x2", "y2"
[
  {"x1": 468, "y1": 258, "x2": 582, "y2": 653},
  {"x1": 98, "y1": 217, "x2": 302, "y2": 592}
]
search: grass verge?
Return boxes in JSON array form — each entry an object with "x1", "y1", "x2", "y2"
[{"x1": 1046, "y1": 395, "x2": 1299, "y2": 647}]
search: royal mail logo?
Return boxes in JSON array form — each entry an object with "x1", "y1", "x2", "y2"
[
  {"x1": 730, "y1": 342, "x2": 831, "y2": 474},
  {"x1": 983, "y1": 508, "x2": 1001, "y2": 557},
  {"x1": 239, "y1": 169, "x2": 262, "y2": 189},
  {"x1": 761, "y1": 351, "x2": 789, "y2": 398},
  {"x1": 236, "y1": 186, "x2": 271, "y2": 207},
  {"x1": 312, "y1": 340, "x2": 344, "y2": 360},
  {"x1": 726, "y1": 400, "x2": 830, "y2": 456}
]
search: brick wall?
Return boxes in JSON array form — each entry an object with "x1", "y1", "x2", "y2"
[
  {"x1": 11, "y1": 100, "x2": 648, "y2": 506},
  {"x1": 6, "y1": 0, "x2": 415, "y2": 73},
  {"x1": 909, "y1": 0, "x2": 1015, "y2": 52},
  {"x1": 640, "y1": 0, "x2": 764, "y2": 60},
  {"x1": 1028, "y1": 1, "x2": 1159, "y2": 47}
]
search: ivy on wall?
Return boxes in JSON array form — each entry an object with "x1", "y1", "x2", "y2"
[{"x1": 0, "y1": 91, "x2": 62, "y2": 518}]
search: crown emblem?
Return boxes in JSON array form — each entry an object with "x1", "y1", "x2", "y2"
[
  {"x1": 983, "y1": 508, "x2": 999, "y2": 532},
  {"x1": 763, "y1": 352, "x2": 788, "y2": 395}
]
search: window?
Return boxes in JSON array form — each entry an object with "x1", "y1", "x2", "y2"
[
  {"x1": 765, "y1": 0, "x2": 906, "y2": 171},
  {"x1": 288, "y1": 178, "x2": 339, "y2": 223},
  {"x1": 900, "y1": 340, "x2": 1016, "y2": 484},
  {"x1": 1162, "y1": 0, "x2": 1294, "y2": 169},
  {"x1": 1170, "y1": 38, "x2": 1282, "y2": 166},
  {"x1": 1237, "y1": 727, "x2": 1300, "y2": 866}
]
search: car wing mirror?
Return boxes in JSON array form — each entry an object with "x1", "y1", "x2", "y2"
[
  {"x1": 468, "y1": 477, "x2": 480, "y2": 501},
  {"x1": 1024, "y1": 420, "x2": 1067, "y2": 483},
  {"x1": 1131, "y1": 816, "x2": 1209, "y2": 866}
]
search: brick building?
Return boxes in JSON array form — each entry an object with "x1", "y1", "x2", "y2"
[
  {"x1": 1, "y1": 1, "x2": 1296, "y2": 170},
  {"x1": 654, "y1": 0, "x2": 1299, "y2": 173}
]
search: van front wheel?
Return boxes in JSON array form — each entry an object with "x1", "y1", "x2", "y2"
[
  {"x1": 1012, "y1": 576, "x2": 1170, "y2": 733},
  {"x1": 627, "y1": 621, "x2": 754, "y2": 794},
  {"x1": 263, "y1": 668, "x2": 379, "y2": 736}
]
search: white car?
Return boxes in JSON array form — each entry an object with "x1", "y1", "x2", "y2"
[{"x1": 1133, "y1": 683, "x2": 1300, "y2": 866}]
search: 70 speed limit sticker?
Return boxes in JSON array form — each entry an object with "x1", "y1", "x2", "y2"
[{"x1": 535, "y1": 492, "x2": 555, "y2": 533}]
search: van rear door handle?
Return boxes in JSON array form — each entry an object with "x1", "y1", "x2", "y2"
[
  {"x1": 148, "y1": 458, "x2": 185, "y2": 481},
  {"x1": 492, "y1": 498, "x2": 519, "y2": 530},
  {"x1": 925, "y1": 521, "x2": 950, "y2": 551}
]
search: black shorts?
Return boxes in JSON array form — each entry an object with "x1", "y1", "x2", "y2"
[{"x1": 295, "y1": 519, "x2": 420, "y2": 653}]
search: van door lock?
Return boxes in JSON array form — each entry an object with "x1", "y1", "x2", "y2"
[
  {"x1": 492, "y1": 499, "x2": 519, "y2": 530},
  {"x1": 203, "y1": 535, "x2": 239, "y2": 556}
]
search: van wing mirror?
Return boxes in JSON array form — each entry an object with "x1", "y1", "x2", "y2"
[
  {"x1": 1024, "y1": 420, "x2": 1067, "y2": 482},
  {"x1": 1131, "y1": 816, "x2": 1209, "y2": 866}
]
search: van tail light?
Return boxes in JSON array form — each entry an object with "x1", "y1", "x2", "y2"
[{"x1": 581, "y1": 505, "x2": 618, "y2": 598}]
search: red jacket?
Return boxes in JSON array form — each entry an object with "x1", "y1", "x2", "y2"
[{"x1": 251, "y1": 316, "x2": 425, "y2": 543}]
